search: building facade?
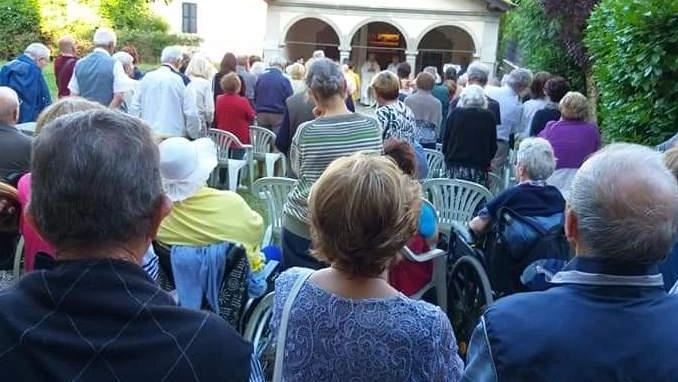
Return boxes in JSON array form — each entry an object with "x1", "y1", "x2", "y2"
[{"x1": 155, "y1": 0, "x2": 510, "y2": 73}]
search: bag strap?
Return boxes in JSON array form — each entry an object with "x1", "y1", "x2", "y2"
[{"x1": 273, "y1": 270, "x2": 313, "y2": 382}]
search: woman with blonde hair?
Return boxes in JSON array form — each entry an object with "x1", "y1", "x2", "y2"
[
  {"x1": 539, "y1": 91, "x2": 601, "y2": 198},
  {"x1": 286, "y1": 62, "x2": 306, "y2": 94},
  {"x1": 272, "y1": 153, "x2": 463, "y2": 381},
  {"x1": 185, "y1": 53, "x2": 216, "y2": 134}
]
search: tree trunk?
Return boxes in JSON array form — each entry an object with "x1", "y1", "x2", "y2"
[{"x1": 584, "y1": 64, "x2": 598, "y2": 123}]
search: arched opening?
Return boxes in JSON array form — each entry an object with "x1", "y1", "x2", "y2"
[
  {"x1": 350, "y1": 21, "x2": 407, "y2": 71},
  {"x1": 284, "y1": 18, "x2": 340, "y2": 61},
  {"x1": 417, "y1": 26, "x2": 476, "y2": 75}
]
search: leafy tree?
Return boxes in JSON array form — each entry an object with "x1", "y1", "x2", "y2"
[
  {"x1": 586, "y1": 0, "x2": 678, "y2": 144},
  {"x1": 0, "y1": 0, "x2": 43, "y2": 60}
]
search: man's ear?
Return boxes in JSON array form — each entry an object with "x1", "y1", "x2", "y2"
[
  {"x1": 148, "y1": 195, "x2": 172, "y2": 240},
  {"x1": 564, "y1": 206, "x2": 578, "y2": 244}
]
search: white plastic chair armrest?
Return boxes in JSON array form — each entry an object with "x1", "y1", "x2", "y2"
[{"x1": 399, "y1": 247, "x2": 447, "y2": 262}]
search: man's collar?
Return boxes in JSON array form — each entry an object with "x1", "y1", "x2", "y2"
[
  {"x1": 550, "y1": 257, "x2": 664, "y2": 287},
  {"x1": 93, "y1": 48, "x2": 111, "y2": 56}
]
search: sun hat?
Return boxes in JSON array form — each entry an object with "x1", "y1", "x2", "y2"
[{"x1": 159, "y1": 137, "x2": 217, "y2": 202}]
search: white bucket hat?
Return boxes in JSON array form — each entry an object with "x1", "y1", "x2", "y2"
[{"x1": 159, "y1": 137, "x2": 217, "y2": 202}]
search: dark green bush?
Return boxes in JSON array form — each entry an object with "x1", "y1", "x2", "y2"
[
  {"x1": 586, "y1": 0, "x2": 678, "y2": 144},
  {"x1": 501, "y1": 0, "x2": 586, "y2": 92},
  {"x1": 0, "y1": 0, "x2": 43, "y2": 60}
]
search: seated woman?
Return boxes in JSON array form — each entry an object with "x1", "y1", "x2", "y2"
[
  {"x1": 384, "y1": 139, "x2": 438, "y2": 296},
  {"x1": 272, "y1": 153, "x2": 463, "y2": 381},
  {"x1": 156, "y1": 137, "x2": 265, "y2": 279},
  {"x1": 469, "y1": 138, "x2": 565, "y2": 235},
  {"x1": 443, "y1": 84, "x2": 497, "y2": 185},
  {"x1": 539, "y1": 91, "x2": 601, "y2": 199}
]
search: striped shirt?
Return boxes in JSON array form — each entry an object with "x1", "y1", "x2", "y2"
[{"x1": 284, "y1": 113, "x2": 383, "y2": 238}]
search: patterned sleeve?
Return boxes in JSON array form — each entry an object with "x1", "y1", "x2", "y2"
[{"x1": 432, "y1": 309, "x2": 464, "y2": 381}]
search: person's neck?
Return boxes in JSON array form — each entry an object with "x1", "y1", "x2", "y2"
[
  {"x1": 380, "y1": 98, "x2": 398, "y2": 107},
  {"x1": 56, "y1": 242, "x2": 144, "y2": 265},
  {"x1": 317, "y1": 97, "x2": 350, "y2": 117}
]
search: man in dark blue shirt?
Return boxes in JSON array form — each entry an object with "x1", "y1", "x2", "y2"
[{"x1": 254, "y1": 57, "x2": 293, "y2": 132}]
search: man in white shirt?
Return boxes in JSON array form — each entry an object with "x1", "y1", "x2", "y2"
[
  {"x1": 68, "y1": 28, "x2": 132, "y2": 108},
  {"x1": 485, "y1": 68, "x2": 533, "y2": 174},
  {"x1": 130, "y1": 46, "x2": 200, "y2": 139}
]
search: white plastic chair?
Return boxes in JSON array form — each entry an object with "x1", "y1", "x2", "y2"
[
  {"x1": 423, "y1": 148, "x2": 446, "y2": 179},
  {"x1": 207, "y1": 129, "x2": 254, "y2": 191},
  {"x1": 422, "y1": 178, "x2": 492, "y2": 233},
  {"x1": 400, "y1": 200, "x2": 449, "y2": 312},
  {"x1": 12, "y1": 236, "x2": 24, "y2": 280},
  {"x1": 488, "y1": 172, "x2": 504, "y2": 196},
  {"x1": 435, "y1": 142, "x2": 443, "y2": 152},
  {"x1": 251, "y1": 177, "x2": 297, "y2": 247},
  {"x1": 250, "y1": 126, "x2": 287, "y2": 178}
]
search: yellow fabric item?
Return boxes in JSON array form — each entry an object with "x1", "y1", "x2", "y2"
[
  {"x1": 348, "y1": 70, "x2": 361, "y2": 101},
  {"x1": 158, "y1": 187, "x2": 265, "y2": 271}
]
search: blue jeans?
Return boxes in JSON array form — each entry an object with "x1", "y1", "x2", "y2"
[
  {"x1": 170, "y1": 243, "x2": 230, "y2": 311},
  {"x1": 281, "y1": 228, "x2": 324, "y2": 271}
]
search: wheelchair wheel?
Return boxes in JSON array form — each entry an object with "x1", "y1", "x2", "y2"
[
  {"x1": 448, "y1": 255, "x2": 493, "y2": 357},
  {"x1": 243, "y1": 292, "x2": 275, "y2": 379}
]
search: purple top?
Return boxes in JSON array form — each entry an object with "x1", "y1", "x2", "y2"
[{"x1": 539, "y1": 119, "x2": 601, "y2": 169}]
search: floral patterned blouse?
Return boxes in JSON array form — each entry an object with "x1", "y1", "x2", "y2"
[
  {"x1": 270, "y1": 267, "x2": 464, "y2": 381},
  {"x1": 376, "y1": 100, "x2": 418, "y2": 144}
]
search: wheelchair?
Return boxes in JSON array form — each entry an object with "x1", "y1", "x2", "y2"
[{"x1": 447, "y1": 207, "x2": 571, "y2": 356}]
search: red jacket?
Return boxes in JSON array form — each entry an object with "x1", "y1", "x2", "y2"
[
  {"x1": 215, "y1": 94, "x2": 255, "y2": 144},
  {"x1": 54, "y1": 55, "x2": 77, "y2": 98}
]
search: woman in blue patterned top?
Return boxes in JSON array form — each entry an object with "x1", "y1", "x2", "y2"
[{"x1": 271, "y1": 153, "x2": 463, "y2": 381}]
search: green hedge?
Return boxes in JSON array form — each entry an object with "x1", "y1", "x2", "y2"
[
  {"x1": 117, "y1": 30, "x2": 202, "y2": 63},
  {"x1": 586, "y1": 0, "x2": 678, "y2": 144},
  {"x1": 0, "y1": 0, "x2": 43, "y2": 60},
  {"x1": 501, "y1": 0, "x2": 586, "y2": 92}
]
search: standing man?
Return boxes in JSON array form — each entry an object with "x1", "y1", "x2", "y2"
[
  {"x1": 387, "y1": 55, "x2": 400, "y2": 73},
  {"x1": 254, "y1": 56, "x2": 293, "y2": 133},
  {"x1": 360, "y1": 53, "x2": 380, "y2": 106},
  {"x1": 54, "y1": 36, "x2": 78, "y2": 98},
  {"x1": 0, "y1": 43, "x2": 51, "y2": 124},
  {"x1": 130, "y1": 46, "x2": 200, "y2": 139},
  {"x1": 236, "y1": 55, "x2": 257, "y2": 107},
  {"x1": 68, "y1": 28, "x2": 132, "y2": 108},
  {"x1": 486, "y1": 68, "x2": 533, "y2": 174}
]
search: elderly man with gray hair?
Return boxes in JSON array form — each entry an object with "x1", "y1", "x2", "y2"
[
  {"x1": 130, "y1": 46, "x2": 200, "y2": 138},
  {"x1": 68, "y1": 28, "x2": 132, "y2": 108},
  {"x1": 464, "y1": 143, "x2": 678, "y2": 381},
  {"x1": 447, "y1": 62, "x2": 501, "y2": 128},
  {"x1": 0, "y1": 43, "x2": 52, "y2": 123},
  {"x1": 0, "y1": 109, "x2": 261, "y2": 381},
  {"x1": 486, "y1": 68, "x2": 533, "y2": 173},
  {"x1": 254, "y1": 56, "x2": 293, "y2": 132}
]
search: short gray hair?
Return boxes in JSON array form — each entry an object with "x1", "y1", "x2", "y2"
[
  {"x1": 93, "y1": 28, "x2": 117, "y2": 47},
  {"x1": 161, "y1": 46, "x2": 183, "y2": 64},
  {"x1": 569, "y1": 143, "x2": 678, "y2": 263},
  {"x1": 466, "y1": 62, "x2": 490, "y2": 86},
  {"x1": 306, "y1": 58, "x2": 345, "y2": 100},
  {"x1": 112, "y1": 51, "x2": 134, "y2": 68},
  {"x1": 458, "y1": 85, "x2": 487, "y2": 108},
  {"x1": 506, "y1": 68, "x2": 533, "y2": 93},
  {"x1": 30, "y1": 110, "x2": 164, "y2": 248},
  {"x1": 0, "y1": 87, "x2": 19, "y2": 123},
  {"x1": 268, "y1": 56, "x2": 287, "y2": 69},
  {"x1": 516, "y1": 137, "x2": 556, "y2": 180},
  {"x1": 24, "y1": 43, "x2": 50, "y2": 60}
]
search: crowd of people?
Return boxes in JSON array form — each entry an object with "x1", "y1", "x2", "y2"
[{"x1": 0, "y1": 25, "x2": 677, "y2": 381}]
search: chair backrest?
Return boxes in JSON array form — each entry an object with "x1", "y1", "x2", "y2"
[
  {"x1": 250, "y1": 126, "x2": 276, "y2": 155},
  {"x1": 488, "y1": 172, "x2": 504, "y2": 196},
  {"x1": 422, "y1": 178, "x2": 492, "y2": 231},
  {"x1": 423, "y1": 149, "x2": 445, "y2": 179},
  {"x1": 208, "y1": 129, "x2": 245, "y2": 162},
  {"x1": 252, "y1": 177, "x2": 297, "y2": 238}
]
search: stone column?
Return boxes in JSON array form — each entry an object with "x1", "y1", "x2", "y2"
[
  {"x1": 339, "y1": 48, "x2": 351, "y2": 64},
  {"x1": 405, "y1": 51, "x2": 418, "y2": 78}
]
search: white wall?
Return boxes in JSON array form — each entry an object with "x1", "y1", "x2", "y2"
[{"x1": 152, "y1": 0, "x2": 269, "y2": 61}]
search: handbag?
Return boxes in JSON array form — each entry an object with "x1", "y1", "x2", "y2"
[{"x1": 272, "y1": 269, "x2": 313, "y2": 382}]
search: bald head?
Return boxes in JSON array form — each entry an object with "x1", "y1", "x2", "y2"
[
  {"x1": 568, "y1": 143, "x2": 678, "y2": 263},
  {"x1": 0, "y1": 87, "x2": 19, "y2": 125},
  {"x1": 58, "y1": 36, "x2": 76, "y2": 55}
]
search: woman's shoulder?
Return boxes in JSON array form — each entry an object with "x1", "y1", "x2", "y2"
[{"x1": 275, "y1": 267, "x2": 314, "y2": 295}]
